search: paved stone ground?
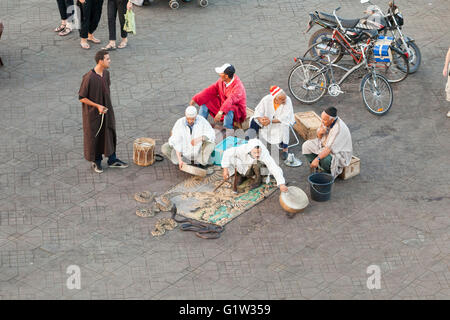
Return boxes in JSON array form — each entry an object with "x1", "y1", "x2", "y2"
[{"x1": 0, "y1": 0, "x2": 449, "y2": 300}]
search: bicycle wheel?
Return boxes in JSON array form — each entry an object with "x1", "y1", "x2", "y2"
[
  {"x1": 367, "y1": 47, "x2": 409, "y2": 83},
  {"x1": 304, "y1": 38, "x2": 344, "y2": 64},
  {"x1": 360, "y1": 73, "x2": 393, "y2": 116},
  {"x1": 288, "y1": 61, "x2": 327, "y2": 104}
]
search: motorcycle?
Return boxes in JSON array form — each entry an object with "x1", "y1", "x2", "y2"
[
  {"x1": 303, "y1": 7, "x2": 409, "y2": 83},
  {"x1": 305, "y1": 0, "x2": 421, "y2": 73}
]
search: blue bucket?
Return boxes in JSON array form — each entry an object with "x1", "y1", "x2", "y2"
[{"x1": 307, "y1": 172, "x2": 335, "y2": 202}]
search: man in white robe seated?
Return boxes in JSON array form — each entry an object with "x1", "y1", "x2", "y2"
[
  {"x1": 302, "y1": 107, "x2": 353, "y2": 177},
  {"x1": 162, "y1": 106, "x2": 216, "y2": 170},
  {"x1": 245, "y1": 86, "x2": 295, "y2": 161},
  {"x1": 221, "y1": 138, "x2": 288, "y2": 193}
]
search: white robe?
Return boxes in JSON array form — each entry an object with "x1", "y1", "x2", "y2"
[
  {"x1": 252, "y1": 94, "x2": 295, "y2": 145},
  {"x1": 302, "y1": 117, "x2": 353, "y2": 177},
  {"x1": 221, "y1": 139, "x2": 286, "y2": 186},
  {"x1": 168, "y1": 116, "x2": 215, "y2": 161}
]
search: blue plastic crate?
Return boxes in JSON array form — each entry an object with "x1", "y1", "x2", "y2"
[
  {"x1": 374, "y1": 44, "x2": 391, "y2": 62},
  {"x1": 212, "y1": 136, "x2": 247, "y2": 166},
  {"x1": 374, "y1": 46, "x2": 390, "y2": 62},
  {"x1": 377, "y1": 35, "x2": 394, "y2": 41},
  {"x1": 374, "y1": 36, "x2": 394, "y2": 62}
]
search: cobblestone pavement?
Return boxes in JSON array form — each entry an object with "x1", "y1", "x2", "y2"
[{"x1": 0, "y1": 0, "x2": 449, "y2": 299}]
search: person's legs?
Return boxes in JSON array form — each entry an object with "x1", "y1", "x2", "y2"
[
  {"x1": 198, "y1": 104, "x2": 210, "y2": 120},
  {"x1": 65, "y1": 0, "x2": 74, "y2": 24},
  {"x1": 107, "y1": 0, "x2": 118, "y2": 41},
  {"x1": 248, "y1": 161, "x2": 262, "y2": 188},
  {"x1": 245, "y1": 118, "x2": 261, "y2": 140},
  {"x1": 94, "y1": 153, "x2": 103, "y2": 164},
  {"x1": 223, "y1": 110, "x2": 235, "y2": 129},
  {"x1": 57, "y1": 0, "x2": 74, "y2": 35},
  {"x1": 161, "y1": 143, "x2": 178, "y2": 164},
  {"x1": 107, "y1": 152, "x2": 116, "y2": 164},
  {"x1": 304, "y1": 152, "x2": 332, "y2": 172},
  {"x1": 446, "y1": 75, "x2": 450, "y2": 117},
  {"x1": 302, "y1": 139, "x2": 320, "y2": 156},
  {"x1": 236, "y1": 162, "x2": 262, "y2": 192},
  {"x1": 89, "y1": 0, "x2": 104, "y2": 37},
  {"x1": 56, "y1": 0, "x2": 68, "y2": 21},
  {"x1": 279, "y1": 142, "x2": 288, "y2": 160},
  {"x1": 319, "y1": 155, "x2": 332, "y2": 173},
  {"x1": 117, "y1": 0, "x2": 128, "y2": 40},
  {"x1": 281, "y1": 124, "x2": 290, "y2": 152},
  {"x1": 78, "y1": 0, "x2": 92, "y2": 47},
  {"x1": 304, "y1": 153, "x2": 317, "y2": 164},
  {"x1": 107, "y1": 151, "x2": 128, "y2": 167},
  {"x1": 91, "y1": 152, "x2": 103, "y2": 172}
]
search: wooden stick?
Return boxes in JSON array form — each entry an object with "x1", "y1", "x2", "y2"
[
  {"x1": 233, "y1": 168, "x2": 238, "y2": 193},
  {"x1": 213, "y1": 178, "x2": 228, "y2": 193}
]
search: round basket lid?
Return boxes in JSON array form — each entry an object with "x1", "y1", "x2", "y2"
[
  {"x1": 280, "y1": 186, "x2": 309, "y2": 211},
  {"x1": 135, "y1": 138, "x2": 155, "y2": 146}
]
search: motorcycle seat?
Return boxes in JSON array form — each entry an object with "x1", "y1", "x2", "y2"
[{"x1": 318, "y1": 12, "x2": 360, "y2": 28}]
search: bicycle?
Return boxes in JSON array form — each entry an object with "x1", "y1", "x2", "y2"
[
  {"x1": 288, "y1": 41, "x2": 394, "y2": 116},
  {"x1": 304, "y1": 7, "x2": 409, "y2": 83}
]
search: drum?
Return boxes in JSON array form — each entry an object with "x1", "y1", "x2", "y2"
[
  {"x1": 279, "y1": 186, "x2": 309, "y2": 214},
  {"x1": 133, "y1": 138, "x2": 156, "y2": 166}
]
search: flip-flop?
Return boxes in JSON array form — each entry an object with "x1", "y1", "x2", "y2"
[
  {"x1": 87, "y1": 37, "x2": 101, "y2": 44},
  {"x1": 80, "y1": 42, "x2": 90, "y2": 50},
  {"x1": 58, "y1": 27, "x2": 72, "y2": 36},
  {"x1": 118, "y1": 41, "x2": 128, "y2": 49},
  {"x1": 102, "y1": 43, "x2": 116, "y2": 51},
  {"x1": 54, "y1": 24, "x2": 66, "y2": 32}
]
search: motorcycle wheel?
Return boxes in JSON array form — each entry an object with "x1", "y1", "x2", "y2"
[
  {"x1": 401, "y1": 40, "x2": 421, "y2": 74},
  {"x1": 306, "y1": 28, "x2": 344, "y2": 64},
  {"x1": 288, "y1": 61, "x2": 328, "y2": 104},
  {"x1": 382, "y1": 30, "x2": 421, "y2": 74},
  {"x1": 360, "y1": 73, "x2": 393, "y2": 116}
]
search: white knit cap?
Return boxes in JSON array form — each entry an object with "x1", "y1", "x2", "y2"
[{"x1": 185, "y1": 106, "x2": 198, "y2": 118}]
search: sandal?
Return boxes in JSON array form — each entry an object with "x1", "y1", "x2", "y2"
[
  {"x1": 118, "y1": 41, "x2": 128, "y2": 49},
  {"x1": 58, "y1": 27, "x2": 72, "y2": 36},
  {"x1": 80, "y1": 42, "x2": 90, "y2": 50},
  {"x1": 54, "y1": 24, "x2": 66, "y2": 32},
  {"x1": 102, "y1": 43, "x2": 116, "y2": 51},
  {"x1": 87, "y1": 36, "x2": 101, "y2": 44}
]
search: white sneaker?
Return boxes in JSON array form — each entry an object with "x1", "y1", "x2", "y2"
[{"x1": 447, "y1": 111, "x2": 450, "y2": 118}]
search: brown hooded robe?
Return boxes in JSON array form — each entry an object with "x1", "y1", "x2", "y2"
[{"x1": 79, "y1": 69, "x2": 117, "y2": 162}]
